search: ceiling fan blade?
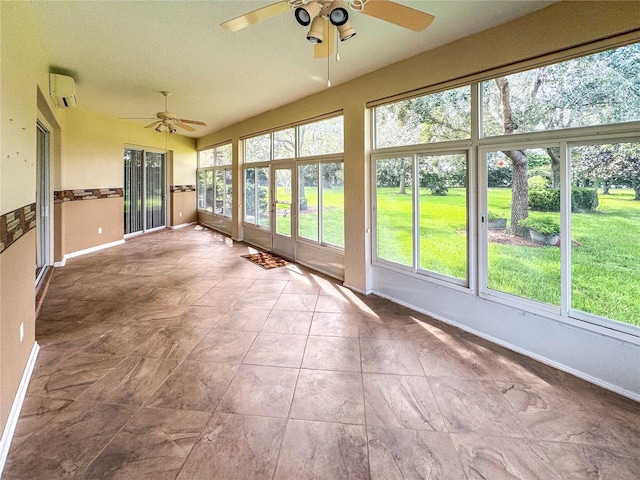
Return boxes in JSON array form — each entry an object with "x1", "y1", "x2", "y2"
[
  {"x1": 361, "y1": 0, "x2": 434, "y2": 32},
  {"x1": 145, "y1": 121, "x2": 162, "y2": 129},
  {"x1": 175, "y1": 120, "x2": 196, "y2": 132},
  {"x1": 220, "y1": 1, "x2": 291, "y2": 32},
  {"x1": 179, "y1": 119, "x2": 207, "y2": 126},
  {"x1": 314, "y1": 22, "x2": 335, "y2": 58},
  {"x1": 120, "y1": 117, "x2": 157, "y2": 120}
]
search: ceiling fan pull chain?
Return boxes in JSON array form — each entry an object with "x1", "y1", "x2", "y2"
[{"x1": 326, "y1": 19, "x2": 332, "y2": 87}]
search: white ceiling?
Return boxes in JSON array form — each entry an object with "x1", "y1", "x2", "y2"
[{"x1": 30, "y1": 0, "x2": 555, "y2": 137}]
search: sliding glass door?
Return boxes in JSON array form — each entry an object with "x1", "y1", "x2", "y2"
[{"x1": 124, "y1": 148, "x2": 166, "y2": 235}]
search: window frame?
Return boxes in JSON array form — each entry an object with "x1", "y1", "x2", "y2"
[
  {"x1": 197, "y1": 143, "x2": 233, "y2": 218},
  {"x1": 370, "y1": 40, "x2": 640, "y2": 341}
]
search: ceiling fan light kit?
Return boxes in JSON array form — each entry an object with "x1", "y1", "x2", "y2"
[
  {"x1": 221, "y1": 0, "x2": 434, "y2": 60},
  {"x1": 307, "y1": 16, "x2": 326, "y2": 43},
  {"x1": 294, "y1": 1, "x2": 322, "y2": 26}
]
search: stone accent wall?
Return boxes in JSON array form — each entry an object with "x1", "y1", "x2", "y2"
[
  {"x1": 54, "y1": 188, "x2": 123, "y2": 204},
  {"x1": 0, "y1": 204, "x2": 36, "y2": 254},
  {"x1": 170, "y1": 185, "x2": 196, "y2": 193}
]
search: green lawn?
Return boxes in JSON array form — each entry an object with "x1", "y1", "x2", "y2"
[
  {"x1": 376, "y1": 186, "x2": 640, "y2": 326},
  {"x1": 277, "y1": 186, "x2": 345, "y2": 248}
]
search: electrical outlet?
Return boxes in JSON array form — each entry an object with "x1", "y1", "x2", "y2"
[
  {"x1": 20, "y1": 322, "x2": 24, "y2": 342},
  {"x1": 98, "y1": 227, "x2": 102, "y2": 234},
  {"x1": 179, "y1": 212, "x2": 183, "y2": 217}
]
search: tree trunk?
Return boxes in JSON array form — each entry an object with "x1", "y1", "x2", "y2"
[
  {"x1": 506, "y1": 150, "x2": 530, "y2": 237},
  {"x1": 635, "y1": 185, "x2": 640, "y2": 201},
  {"x1": 495, "y1": 77, "x2": 529, "y2": 237},
  {"x1": 298, "y1": 175, "x2": 307, "y2": 210},
  {"x1": 398, "y1": 174, "x2": 407, "y2": 195},
  {"x1": 602, "y1": 180, "x2": 611, "y2": 195},
  {"x1": 547, "y1": 147, "x2": 561, "y2": 188}
]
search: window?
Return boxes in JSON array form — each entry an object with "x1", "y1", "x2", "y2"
[
  {"x1": 482, "y1": 43, "x2": 640, "y2": 137},
  {"x1": 298, "y1": 161, "x2": 345, "y2": 248},
  {"x1": 485, "y1": 148, "x2": 561, "y2": 307},
  {"x1": 244, "y1": 166, "x2": 270, "y2": 228},
  {"x1": 570, "y1": 141, "x2": 640, "y2": 325},
  {"x1": 374, "y1": 152, "x2": 468, "y2": 282},
  {"x1": 299, "y1": 116, "x2": 344, "y2": 157},
  {"x1": 375, "y1": 157, "x2": 414, "y2": 266},
  {"x1": 374, "y1": 86, "x2": 471, "y2": 149},
  {"x1": 243, "y1": 116, "x2": 345, "y2": 249},
  {"x1": 197, "y1": 143, "x2": 232, "y2": 217},
  {"x1": 373, "y1": 41, "x2": 640, "y2": 333}
]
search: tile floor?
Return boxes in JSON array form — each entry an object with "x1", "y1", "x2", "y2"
[{"x1": 4, "y1": 225, "x2": 639, "y2": 479}]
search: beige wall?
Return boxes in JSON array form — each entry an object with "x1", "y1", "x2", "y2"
[
  {"x1": 171, "y1": 191, "x2": 198, "y2": 226},
  {"x1": 62, "y1": 108, "x2": 196, "y2": 189},
  {"x1": 0, "y1": 2, "x2": 54, "y2": 433},
  {"x1": 197, "y1": 1, "x2": 640, "y2": 292},
  {"x1": 61, "y1": 198, "x2": 124, "y2": 254},
  {"x1": 0, "y1": 232, "x2": 36, "y2": 428}
]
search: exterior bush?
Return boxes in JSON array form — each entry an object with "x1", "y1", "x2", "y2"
[
  {"x1": 572, "y1": 187, "x2": 599, "y2": 212},
  {"x1": 529, "y1": 188, "x2": 599, "y2": 212},
  {"x1": 529, "y1": 188, "x2": 560, "y2": 211},
  {"x1": 528, "y1": 175, "x2": 549, "y2": 190},
  {"x1": 518, "y1": 216, "x2": 560, "y2": 235}
]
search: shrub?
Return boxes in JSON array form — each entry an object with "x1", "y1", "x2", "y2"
[
  {"x1": 528, "y1": 187, "x2": 599, "y2": 212},
  {"x1": 518, "y1": 216, "x2": 560, "y2": 235},
  {"x1": 529, "y1": 188, "x2": 560, "y2": 212},
  {"x1": 488, "y1": 210, "x2": 504, "y2": 221},
  {"x1": 572, "y1": 187, "x2": 599, "y2": 212},
  {"x1": 528, "y1": 175, "x2": 549, "y2": 190}
]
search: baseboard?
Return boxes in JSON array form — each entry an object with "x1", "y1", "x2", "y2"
[
  {"x1": 342, "y1": 283, "x2": 372, "y2": 295},
  {"x1": 54, "y1": 239, "x2": 125, "y2": 267},
  {"x1": 170, "y1": 221, "x2": 195, "y2": 230},
  {"x1": 0, "y1": 342, "x2": 40, "y2": 476}
]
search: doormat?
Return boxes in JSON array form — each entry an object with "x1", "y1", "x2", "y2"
[{"x1": 242, "y1": 252, "x2": 291, "y2": 269}]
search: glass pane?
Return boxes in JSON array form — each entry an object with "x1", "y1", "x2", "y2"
[
  {"x1": 245, "y1": 134, "x2": 271, "y2": 163},
  {"x1": 244, "y1": 168, "x2": 255, "y2": 224},
  {"x1": 215, "y1": 170, "x2": 224, "y2": 215},
  {"x1": 375, "y1": 86, "x2": 471, "y2": 148},
  {"x1": 570, "y1": 142, "x2": 640, "y2": 326},
  {"x1": 205, "y1": 170, "x2": 214, "y2": 213},
  {"x1": 223, "y1": 168, "x2": 233, "y2": 217},
  {"x1": 482, "y1": 43, "x2": 640, "y2": 137},
  {"x1": 376, "y1": 157, "x2": 413, "y2": 266},
  {"x1": 418, "y1": 154, "x2": 467, "y2": 280},
  {"x1": 197, "y1": 170, "x2": 206, "y2": 210},
  {"x1": 275, "y1": 168, "x2": 292, "y2": 237},
  {"x1": 321, "y1": 162, "x2": 344, "y2": 247},
  {"x1": 145, "y1": 152, "x2": 165, "y2": 229},
  {"x1": 257, "y1": 167, "x2": 270, "y2": 228},
  {"x1": 215, "y1": 143, "x2": 232, "y2": 166},
  {"x1": 124, "y1": 149, "x2": 144, "y2": 234},
  {"x1": 298, "y1": 164, "x2": 319, "y2": 242},
  {"x1": 486, "y1": 149, "x2": 560, "y2": 306},
  {"x1": 199, "y1": 148, "x2": 214, "y2": 167},
  {"x1": 274, "y1": 128, "x2": 295, "y2": 159},
  {"x1": 299, "y1": 116, "x2": 344, "y2": 157}
]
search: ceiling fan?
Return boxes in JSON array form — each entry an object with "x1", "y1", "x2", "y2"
[
  {"x1": 220, "y1": 0, "x2": 434, "y2": 58},
  {"x1": 122, "y1": 91, "x2": 206, "y2": 133}
]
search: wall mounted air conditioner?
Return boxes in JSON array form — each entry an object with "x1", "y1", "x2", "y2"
[{"x1": 49, "y1": 73, "x2": 77, "y2": 108}]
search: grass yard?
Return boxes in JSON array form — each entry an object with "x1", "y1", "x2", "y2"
[
  {"x1": 376, "y1": 186, "x2": 640, "y2": 326},
  {"x1": 277, "y1": 186, "x2": 345, "y2": 248}
]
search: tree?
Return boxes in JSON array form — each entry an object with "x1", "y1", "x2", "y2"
[{"x1": 573, "y1": 143, "x2": 640, "y2": 200}]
